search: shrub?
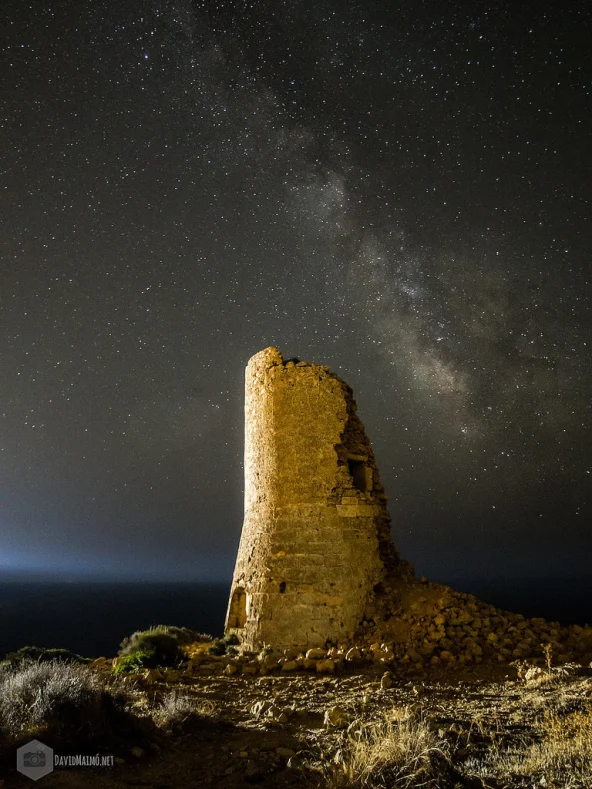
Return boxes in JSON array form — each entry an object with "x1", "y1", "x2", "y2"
[
  {"x1": 2, "y1": 646, "x2": 91, "y2": 668},
  {"x1": 208, "y1": 639, "x2": 226, "y2": 656},
  {"x1": 117, "y1": 625, "x2": 211, "y2": 673},
  {"x1": 113, "y1": 652, "x2": 152, "y2": 676},
  {"x1": 118, "y1": 634, "x2": 181, "y2": 672},
  {"x1": 119, "y1": 625, "x2": 207, "y2": 655},
  {"x1": 0, "y1": 661, "x2": 125, "y2": 744},
  {"x1": 151, "y1": 691, "x2": 214, "y2": 733},
  {"x1": 208, "y1": 633, "x2": 240, "y2": 656}
]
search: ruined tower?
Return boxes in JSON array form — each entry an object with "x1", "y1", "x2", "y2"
[{"x1": 225, "y1": 347, "x2": 402, "y2": 651}]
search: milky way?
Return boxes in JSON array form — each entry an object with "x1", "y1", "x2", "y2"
[{"x1": 1, "y1": 1, "x2": 590, "y2": 581}]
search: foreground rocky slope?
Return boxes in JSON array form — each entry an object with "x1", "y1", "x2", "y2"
[{"x1": 4, "y1": 654, "x2": 591, "y2": 789}]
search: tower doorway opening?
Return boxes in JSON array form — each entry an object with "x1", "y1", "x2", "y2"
[{"x1": 228, "y1": 587, "x2": 247, "y2": 628}]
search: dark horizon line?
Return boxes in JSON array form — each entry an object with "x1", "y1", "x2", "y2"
[{"x1": 0, "y1": 569, "x2": 590, "y2": 585}]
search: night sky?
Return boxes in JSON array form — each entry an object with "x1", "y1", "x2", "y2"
[{"x1": 2, "y1": 1, "x2": 590, "y2": 584}]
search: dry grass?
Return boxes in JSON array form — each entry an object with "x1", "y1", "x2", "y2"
[
  {"x1": 466, "y1": 708, "x2": 592, "y2": 787},
  {"x1": 515, "y1": 706, "x2": 592, "y2": 784},
  {"x1": 463, "y1": 676, "x2": 592, "y2": 787},
  {"x1": 324, "y1": 706, "x2": 450, "y2": 789},
  {"x1": 151, "y1": 691, "x2": 214, "y2": 733}
]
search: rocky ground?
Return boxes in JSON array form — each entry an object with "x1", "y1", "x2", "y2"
[
  {"x1": 2, "y1": 652, "x2": 591, "y2": 789},
  {"x1": 2, "y1": 578, "x2": 591, "y2": 788}
]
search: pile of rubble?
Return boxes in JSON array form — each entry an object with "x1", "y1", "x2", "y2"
[{"x1": 361, "y1": 576, "x2": 592, "y2": 669}]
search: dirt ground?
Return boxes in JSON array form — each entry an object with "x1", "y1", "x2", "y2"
[{"x1": 3, "y1": 660, "x2": 591, "y2": 789}]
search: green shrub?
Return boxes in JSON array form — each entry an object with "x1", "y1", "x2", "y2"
[
  {"x1": 208, "y1": 633, "x2": 241, "y2": 656},
  {"x1": 119, "y1": 635, "x2": 181, "y2": 672},
  {"x1": 113, "y1": 652, "x2": 152, "y2": 675},
  {"x1": 2, "y1": 646, "x2": 92, "y2": 667},
  {"x1": 116, "y1": 625, "x2": 210, "y2": 673},
  {"x1": 208, "y1": 638, "x2": 226, "y2": 656},
  {"x1": 119, "y1": 625, "x2": 208, "y2": 655}
]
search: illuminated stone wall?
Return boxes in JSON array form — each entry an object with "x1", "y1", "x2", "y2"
[{"x1": 225, "y1": 347, "x2": 401, "y2": 651}]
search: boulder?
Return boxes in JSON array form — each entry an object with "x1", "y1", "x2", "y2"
[{"x1": 345, "y1": 647, "x2": 361, "y2": 662}]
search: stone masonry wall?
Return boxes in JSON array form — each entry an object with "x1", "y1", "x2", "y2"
[{"x1": 225, "y1": 347, "x2": 404, "y2": 652}]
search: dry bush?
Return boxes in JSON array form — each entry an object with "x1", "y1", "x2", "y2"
[
  {"x1": 324, "y1": 706, "x2": 450, "y2": 789},
  {"x1": 151, "y1": 691, "x2": 214, "y2": 733},
  {"x1": 0, "y1": 660, "x2": 126, "y2": 744}
]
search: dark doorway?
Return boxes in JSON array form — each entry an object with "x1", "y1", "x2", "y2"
[{"x1": 228, "y1": 587, "x2": 247, "y2": 628}]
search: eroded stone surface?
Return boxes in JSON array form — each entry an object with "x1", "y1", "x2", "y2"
[{"x1": 225, "y1": 347, "x2": 404, "y2": 651}]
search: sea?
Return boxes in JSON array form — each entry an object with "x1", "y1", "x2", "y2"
[
  {"x1": 0, "y1": 575, "x2": 590, "y2": 660},
  {"x1": 0, "y1": 578, "x2": 230, "y2": 659}
]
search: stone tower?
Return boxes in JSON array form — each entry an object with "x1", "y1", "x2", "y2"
[{"x1": 225, "y1": 347, "x2": 402, "y2": 651}]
